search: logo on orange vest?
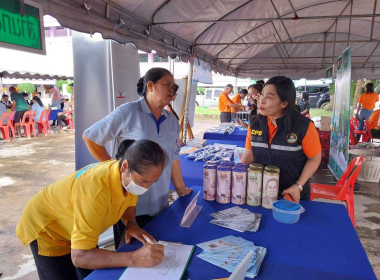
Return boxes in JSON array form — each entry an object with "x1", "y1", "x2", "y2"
[
  {"x1": 286, "y1": 133, "x2": 298, "y2": 143},
  {"x1": 251, "y1": 129, "x2": 262, "y2": 136}
]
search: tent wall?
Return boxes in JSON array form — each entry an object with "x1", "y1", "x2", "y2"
[{"x1": 73, "y1": 31, "x2": 140, "y2": 171}]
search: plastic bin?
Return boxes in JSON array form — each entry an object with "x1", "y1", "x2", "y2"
[
  {"x1": 349, "y1": 149, "x2": 380, "y2": 183},
  {"x1": 272, "y1": 200, "x2": 305, "y2": 224}
]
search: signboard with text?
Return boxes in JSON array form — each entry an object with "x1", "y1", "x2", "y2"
[{"x1": 0, "y1": 0, "x2": 46, "y2": 55}]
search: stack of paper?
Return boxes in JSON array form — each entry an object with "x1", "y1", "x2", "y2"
[
  {"x1": 197, "y1": 236, "x2": 267, "y2": 278},
  {"x1": 210, "y1": 207, "x2": 262, "y2": 232},
  {"x1": 187, "y1": 138, "x2": 207, "y2": 148}
]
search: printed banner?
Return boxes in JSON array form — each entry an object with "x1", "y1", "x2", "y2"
[
  {"x1": 328, "y1": 47, "x2": 351, "y2": 178},
  {"x1": 192, "y1": 60, "x2": 213, "y2": 84}
]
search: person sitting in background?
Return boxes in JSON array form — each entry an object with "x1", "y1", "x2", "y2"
[
  {"x1": 1, "y1": 94, "x2": 12, "y2": 109},
  {"x1": 0, "y1": 94, "x2": 9, "y2": 126},
  {"x1": 219, "y1": 84, "x2": 247, "y2": 123},
  {"x1": 299, "y1": 91, "x2": 310, "y2": 116},
  {"x1": 231, "y1": 89, "x2": 248, "y2": 122},
  {"x1": 50, "y1": 86, "x2": 61, "y2": 109},
  {"x1": 32, "y1": 96, "x2": 45, "y2": 122},
  {"x1": 355, "y1": 83, "x2": 379, "y2": 141},
  {"x1": 367, "y1": 108, "x2": 380, "y2": 138},
  {"x1": 57, "y1": 95, "x2": 71, "y2": 131},
  {"x1": 22, "y1": 93, "x2": 33, "y2": 106},
  {"x1": 247, "y1": 84, "x2": 263, "y2": 114}
]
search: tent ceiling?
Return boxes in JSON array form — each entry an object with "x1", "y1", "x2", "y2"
[
  {"x1": 0, "y1": 70, "x2": 73, "y2": 80},
  {"x1": 39, "y1": 0, "x2": 380, "y2": 79}
]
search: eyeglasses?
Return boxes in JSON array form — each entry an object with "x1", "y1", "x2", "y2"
[{"x1": 161, "y1": 82, "x2": 179, "y2": 94}]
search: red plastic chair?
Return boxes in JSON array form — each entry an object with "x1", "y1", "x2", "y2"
[
  {"x1": 28, "y1": 111, "x2": 37, "y2": 138},
  {"x1": 310, "y1": 156, "x2": 366, "y2": 228},
  {"x1": 364, "y1": 120, "x2": 380, "y2": 142},
  {"x1": 8, "y1": 111, "x2": 15, "y2": 126},
  {"x1": 0, "y1": 112, "x2": 16, "y2": 142},
  {"x1": 37, "y1": 110, "x2": 52, "y2": 136},
  {"x1": 17, "y1": 111, "x2": 32, "y2": 138},
  {"x1": 350, "y1": 117, "x2": 368, "y2": 142},
  {"x1": 349, "y1": 125, "x2": 358, "y2": 145}
]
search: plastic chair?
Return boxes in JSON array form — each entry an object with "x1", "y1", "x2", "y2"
[
  {"x1": 17, "y1": 111, "x2": 32, "y2": 138},
  {"x1": 350, "y1": 117, "x2": 367, "y2": 142},
  {"x1": 37, "y1": 110, "x2": 52, "y2": 136},
  {"x1": 8, "y1": 111, "x2": 15, "y2": 126},
  {"x1": 349, "y1": 125, "x2": 358, "y2": 145},
  {"x1": 0, "y1": 112, "x2": 16, "y2": 142},
  {"x1": 310, "y1": 156, "x2": 366, "y2": 228},
  {"x1": 364, "y1": 120, "x2": 380, "y2": 142},
  {"x1": 28, "y1": 111, "x2": 37, "y2": 138}
]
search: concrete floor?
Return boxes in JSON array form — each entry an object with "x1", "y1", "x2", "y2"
[{"x1": 0, "y1": 118, "x2": 379, "y2": 279}]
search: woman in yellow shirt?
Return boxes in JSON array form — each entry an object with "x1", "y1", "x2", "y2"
[
  {"x1": 355, "y1": 83, "x2": 379, "y2": 140},
  {"x1": 16, "y1": 139, "x2": 167, "y2": 280}
]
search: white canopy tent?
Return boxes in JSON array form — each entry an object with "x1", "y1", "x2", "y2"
[{"x1": 36, "y1": 0, "x2": 380, "y2": 79}]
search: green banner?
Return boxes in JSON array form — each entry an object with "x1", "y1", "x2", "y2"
[
  {"x1": 0, "y1": 0, "x2": 42, "y2": 50},
  {"x1": 328, "y1": 47, "x2": 351, "y2": 178}
]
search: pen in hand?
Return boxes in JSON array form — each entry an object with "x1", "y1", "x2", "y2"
[{"x1": 143, "y1": 234, "x2": 155, "y2": 245}]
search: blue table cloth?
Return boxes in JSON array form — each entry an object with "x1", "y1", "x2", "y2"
[
  {"x1": 49, "y1": 109, "x2": 63, "y2": 120},
  {"x1": 86, "y1": 188, "x2": 376, "y2": 280},
  {"x1": 203, "y1": 128, "x2": 248, "y2": 141},
  {"x1": 171, "y1": 139, "x2": 246, "y2": 190}
]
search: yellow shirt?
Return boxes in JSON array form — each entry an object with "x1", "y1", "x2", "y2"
[
  {"x1": 358, "y1": 92, "x2": 379, "y2": 110},
  {"x1": 16, "y1": 160, "x2": 137, "y2": 256}
]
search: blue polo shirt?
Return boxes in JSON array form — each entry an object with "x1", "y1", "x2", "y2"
[{"x1": 84, "y1": 97, "x2": 180, "y2": 216}]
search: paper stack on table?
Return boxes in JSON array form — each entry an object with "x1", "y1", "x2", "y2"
[
  {"x1": 210, "y1": 206, "x2": 262, "y2": 232},
  {"x1": 187, "y1": 138, "x2": 207, "y2": 148},
  {"x1": 197, "y1": 236, "x2": 267, "y2": 279}
]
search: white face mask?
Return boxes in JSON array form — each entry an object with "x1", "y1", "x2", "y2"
[{"x1": 122, "y1": 171, "x2": 149, "y2": 196}]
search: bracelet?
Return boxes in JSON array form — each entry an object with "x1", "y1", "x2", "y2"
[{"x1": 295, "y1": 183, "x2": 303, "y2": 192}]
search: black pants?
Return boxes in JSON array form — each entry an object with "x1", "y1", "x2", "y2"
[
  {"x1": 113, "y1": 215, "x2": 155, "y2": 250},
  {"x1": 371, "y1": 129, "x2": 380, "y2": 137},
  {"x1": 57, "y1": 115, "x2": 67, "y2": 127},
  {"x1": 220, "y1": 112, "x2": 231, "y2": 123},
  {"x1": 30, "y1": 240, "x2": 93, "y2": 280}
]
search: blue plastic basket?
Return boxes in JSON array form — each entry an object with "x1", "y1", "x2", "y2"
[{"x1": 272, "y1": 200, "x2": 305, "y2": 224}]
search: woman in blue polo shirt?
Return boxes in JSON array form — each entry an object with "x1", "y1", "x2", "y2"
[{"x1": 83, "y1": 67, "x2": 192, "y2": 247}]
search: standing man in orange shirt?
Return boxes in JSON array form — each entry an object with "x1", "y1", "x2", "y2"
[
  {"x1": 355, "y1": 83, "x2": 379, "y2": 140},
  {"x1": 231, "y1": 89, "x2": 248, "y2": 122},
  {"x1": 219, "y1": 84, "x2": 247, "y2": 123}
]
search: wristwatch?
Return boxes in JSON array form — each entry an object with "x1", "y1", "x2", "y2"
[{"x1": 295, "y1": 183, "x2": 303, "y2": 192}]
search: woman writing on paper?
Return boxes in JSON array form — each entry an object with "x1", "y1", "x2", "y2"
[
  {"x1": 16, "y1": 139, "x2": 166, "y2": 280},
  {"x1": 83, "y1": 67, "x2": 192, "y2": 248},
  {"x1": 241, "y1": 76, "x2": 321, "y2": 203}
]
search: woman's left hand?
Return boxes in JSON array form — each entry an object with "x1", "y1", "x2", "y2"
[
  {"x1": 282, "y1": 184, "x2": 301, "y2": 203},
  {"x1": 177, "y1": 187, "x2": 193, "y2": 196},
  {"x1": 125, "y1": 225, "x2": 156, "y2": 245}
]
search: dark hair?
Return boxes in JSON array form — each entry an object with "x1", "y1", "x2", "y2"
[
  {"x1": 239, "y1": 89, "x2": 248, "y2": 95},
  {"x1": 116, "y1": 139, "x2": 168, "y2": 175},
  {"x1": 256, "y1": 80, "x2": 265, "y2": 85},
  {"x1": 168, "y1": 104, "x2": 179, "y2": 120},
  {"x1": 248, "y1": 84, "x2": 263, "y2": 93},
  {"x1": 22, "y1": 92, "x2": 29, "y2": 97},
  {"x1": 2, "y1": 94, "x2": 8, "y2": 99},
  {"x1": 253, "y1": 76, "x2": 298, "y2": 132},
  {"x1": 365, "y1": 83, "x2": 374, "y2": 94},
  {"x1": 33, "y1": 96, "x2": 43, "y2": 107},
  {"x1": 225, "y1": 84, "x2": 233, "y2": 88},
  {"x1": 301, "y1": 91, "x2": 309, "y2": 100},
  {"x1": 137, "y1": 67, "x2": 172, "y2": 97}
]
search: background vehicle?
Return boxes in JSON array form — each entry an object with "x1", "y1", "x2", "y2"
[
  {"x1": 296, "y1": 84, "x2": 330, "y2": 109},
  {"x1": 196, "y1": 88, "x2": 223, "y2": 107}
]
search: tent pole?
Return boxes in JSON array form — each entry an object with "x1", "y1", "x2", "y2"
[{"x1": 183, "y1": 58, "x2": 194, "y2": 144}]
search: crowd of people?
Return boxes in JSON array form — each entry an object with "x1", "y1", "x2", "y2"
[{"x1": 0, "y1": 83, "x2": 75, "y2": 139}]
